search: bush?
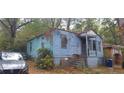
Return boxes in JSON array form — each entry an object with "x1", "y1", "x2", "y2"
[
  {"x1": 36, "y1": 48, "x2": 54, "y2": 69},
  {"x1": 37, "y1": 48, "x2": 52, "y2": 57},
  {"x1": 38, "y1": 55, "x2": 53, "y2": 69}
]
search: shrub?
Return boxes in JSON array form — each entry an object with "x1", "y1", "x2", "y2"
[
  {"x1": 38, "y1": 48, "x2": 52, "y2": 57},
  {"x1": 36, "y1": 48, "x2": 54, "y2": 69},
  {"x1": 38, "y1": 55, "x2": 53, "y2": 69}
]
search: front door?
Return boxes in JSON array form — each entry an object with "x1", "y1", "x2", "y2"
[{"x1": 81, "y1": 37, "x2": 87, "y2": 57}]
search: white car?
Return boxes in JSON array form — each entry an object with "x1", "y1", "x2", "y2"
[{"x1": 0, "y1": 52, "x2": 28, "y2": 74}]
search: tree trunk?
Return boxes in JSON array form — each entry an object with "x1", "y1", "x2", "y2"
[
  {"x1": 10, "y1": 18, "x2": 17, "y2": 38},
  {"x1": 116, "y1": 18, "x2": 124, "y2": 45},
  {"x1": 9, "y1": 37, "x2": 15, "y2": 50},
  {"x1": 66, "y1": 18, "x2": 71, "y2": 30},
  {"x1": 119, "y1": 28, "x2": 124, "y2": 45}
]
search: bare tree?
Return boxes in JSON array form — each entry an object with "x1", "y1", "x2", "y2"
[
  {"x1": 0, "y1": 18, "x2": 33, "y2": 47},
  {"x1": 41, "y1": 18, "x2": 62, "y2": 29},
  {"x1": 0, "y1": 18, "x2": 33, "y2": 38}
]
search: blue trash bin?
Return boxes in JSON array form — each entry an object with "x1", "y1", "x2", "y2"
[{"x1": 106, "y1": 59, "x2": 113, "y2": 67}]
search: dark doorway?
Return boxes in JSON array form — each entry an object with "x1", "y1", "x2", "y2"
[
  {"x1": 114, "y1": 53, "x2": 122, "y2": 65},
  {"x1": 80, "y1": 37, "x2": 86, "y2": 57}
]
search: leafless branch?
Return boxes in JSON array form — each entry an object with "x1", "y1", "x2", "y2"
[
  {"x1": 50, "y1": 18, "x2": 55, "y2": 28},
  {"x1": 6, "y1": 19, "x2": 12, "y2": 26},
  {"x1": 16, "y1": 20, "x2": 33, "y2": 29},
  {"x1": 56, "y1": 18, "x2": 62, "y2": 28},
  {"x1": 0, "y1": 19, "x2": 9, "y2": 29}
]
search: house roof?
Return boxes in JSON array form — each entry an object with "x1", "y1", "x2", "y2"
[
  {"x1": 27, "y1": 33, "x2": 43, "y2": 42},
  {"x1": 78, "y1": 30, "x2": 102, "y2": 39},
  {"x1": 27, "y1": 28, "x2": 102, "y2": 42},
  {"x1": 27, "y1": 28, "x2": 76, "y2": 42},
  {"x1": 27, "y1": 28, "x2": 55, "y2": 42}
]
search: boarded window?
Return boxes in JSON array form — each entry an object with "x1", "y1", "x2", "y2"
[
  {"x1": 30, "y1": 42, "x2": 32, "y2": 52},
  {"x1": 61, "y1": 34, "x2": 68, "y2": 48}
]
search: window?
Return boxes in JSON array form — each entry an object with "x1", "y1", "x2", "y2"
[
  {"x1": 30, "y1": 42, "x2": 32, "y2": 52},
  {"x1": 88, "y1": 38, "x2": 96, "y2": 51},
  {"x1": 88, "y1": 38, "x2": 97, "y2": 56},
  {"x1": 93, "y1": 40, "x2": 96, "y2": 50},
  {"x1": 61, "y1": 34, "x2": 68, "y2": 48},
  {"x1": 88, "y1": 40, "x2": 92, "y2": 50}
]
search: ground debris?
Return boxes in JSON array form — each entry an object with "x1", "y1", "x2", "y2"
[{"x1": 27, "y1": 61, "x2": 124, "y2": 74}]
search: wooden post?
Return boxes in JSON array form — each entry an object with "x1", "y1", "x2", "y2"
[
  {"x1": 85, "y1": 32, "x2": 88, "y2": 67},
  {"x1": 86, "y1": 32, "x2": 88, "y2": 58},
  {"x1": 95, "y1": 36, "x2": 97, "y2": 56}
]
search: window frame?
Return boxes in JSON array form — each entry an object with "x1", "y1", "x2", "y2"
[
  {"x1": 88, "y1": 37, "x2": 97, "y2": 56},
  {"x1": 61, "y1": 34, "x2": 68, "y2": 49}
]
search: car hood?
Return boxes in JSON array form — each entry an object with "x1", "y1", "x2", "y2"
[{"x1": 0, "y1": 60, "x2": 26, "y2": 70}]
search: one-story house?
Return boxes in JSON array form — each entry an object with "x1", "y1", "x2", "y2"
[{"x1": 27, "y1": 29, "x2": 104, "y2": 67}]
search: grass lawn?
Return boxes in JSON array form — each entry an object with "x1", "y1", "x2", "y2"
[{"x1": 27, "y1": 60, "x2": 124, "y2": 74}]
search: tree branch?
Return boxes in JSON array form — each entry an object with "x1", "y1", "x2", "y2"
[
  {"x1": 6, "y1": 18, "x2": 12, "y2": 26},
  {"x1": 0, "y1": 20, "x2": 9, "y2": 29},
  {"x1": 16, "y1": 20, "x2": 33, "y2": 29},
  {"x1": 56, "y1": 18, "x2": 62, "y2": 28},
  {"x1": 50, "y1": 18, "x2": 55, "y2": 28}
]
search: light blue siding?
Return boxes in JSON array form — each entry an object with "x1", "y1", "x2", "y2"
[
  {"x1": 86, "y1": 35, "x2": 104, "y2": 67},
  {"x1": 53, "y1": 30, "x2": 82, "y2": 64},
  {"x1": 96, "y1": 36, "x2": 103, "y2": 57},
  {"x1": 27, "y1": 35, "x2": 53, "y2": 58},
  {"x1": 53, "y1": 30, "x2": 81, "y2": 57}
]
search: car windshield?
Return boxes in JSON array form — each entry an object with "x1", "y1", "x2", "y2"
[{"x1": 0, "y1": 52, "x2": 23, "y2": 61}]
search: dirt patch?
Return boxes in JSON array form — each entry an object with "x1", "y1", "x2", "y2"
[{"x1": 27, "y1": 61, "x2": 124, "y2": 74}]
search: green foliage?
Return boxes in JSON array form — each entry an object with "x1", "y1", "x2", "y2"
[
  {"x1": 14, "y1": 19, "x2": 50, "y2": 52},
  {"x1": 37, "y1": 48, "x2": 52, "y2": 58},
  {"x1": 0, "y1": 32, "x2": 12, "y2": 50},
  {"x1": 120, "y1": 48, "x2": 124, "y2": 60},
  {"x1": 38, "y1": 55, "x2": 53, "y2": 69},
  {"x1": 72, "y1": 18, "x2": 100, "y2": 32},
  {"x1": 72, "y1": 18, "x2": 121, "y2": 45},
  {"x1": 0, "y1": 19, "x2": 54, "y2": 52},
  {"x1": 36, "y1": 48, "x2": 54, "y2": 69},
  {"x1": 100, "y1": 18, "x2": 120, "y2": 44},
  {"x1": 0, "y1": 18, "x2": 123, "y2": 53},
  {"x1": 121, "y1": 48, "x2": 124, "y2": 54}
]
